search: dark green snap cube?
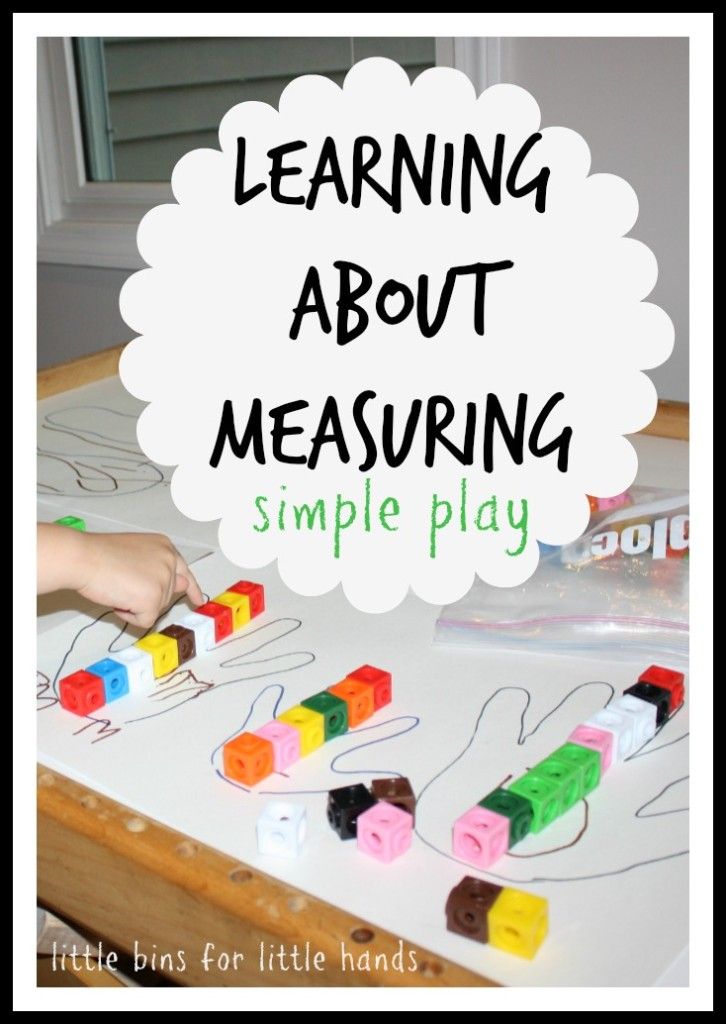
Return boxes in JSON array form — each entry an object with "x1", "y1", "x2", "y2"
[
  {"x1": 479, "y1": 787, "x2": 533, "y2": 846},
  {"x1": 301, "y1": 691, "x2": 348, "y2": 739}
]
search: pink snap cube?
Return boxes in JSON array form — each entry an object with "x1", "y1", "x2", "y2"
[
  {"x1": 596, "y1": 492, "x2": 631, "y2": 511},
  {"x1": 568, "y1": 724, "x2": 615, "y2": 774},
  {"x1": 357, "y1": 802, "x2": 413, "y2": 863},
  {"x1": 452, "y1": 805, "x2": 510, "y2": 869},
  {"x1": 255, "y1": 720, "x2": 301, "y2": 773}
]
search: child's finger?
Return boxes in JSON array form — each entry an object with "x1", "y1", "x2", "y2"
[
  {"x1": 174, "y1": 554, "x2": 204, "y2": 606},
  {"x1": 175, "y1": 570, "x2": 204, "y2": 607},
  {"x1": 114, "y1": 607, "x2": 155, "y2": 630}
]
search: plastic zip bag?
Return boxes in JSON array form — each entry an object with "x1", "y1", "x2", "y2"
[{"x1": 435, "y1": 486, "x2": 689, "y2": 663}]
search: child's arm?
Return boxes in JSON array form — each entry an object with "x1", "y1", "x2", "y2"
[{"x1": 38, "y1": 524, "x2": 204, "y2": 629}]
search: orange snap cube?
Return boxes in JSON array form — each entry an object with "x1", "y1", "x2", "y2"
[
  {"x1": 223, "y1": 732, "x2": 274, "y2": 787},
  {"x1": 328, "y1": 678, "x2": 375, "y2": 728}
]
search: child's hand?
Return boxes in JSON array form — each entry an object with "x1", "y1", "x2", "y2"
[{"x1": 38, "y1": 525, "x2": 204, "y2": 628}]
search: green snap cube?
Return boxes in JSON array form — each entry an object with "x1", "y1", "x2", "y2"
[
  {"x1": 54, "y1": 515, "x2": 86, "y2": 531},
  {"x1": 549, "y1": 742, "x2": 601, "y2": 796},
  {"x1": 301, "y1": 691, "x2": 348, "y2": 740},
  {"x1": 479, "y1": 788, "x2": 533, "y2": 846},
  {"x1": 509, "y1": 772, "x2": 563, "y2": 832},
  {"x1": 529, "y1": 753, "x2": 584, "y2": 812}
]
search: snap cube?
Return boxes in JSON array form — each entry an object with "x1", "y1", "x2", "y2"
[
  {"x1": 195, "y1": 601, "x2": 233, "y2": 643},
  {"x1": 567, "y1": 723, "x2": 614, "y2": 774},
  {"x1": 277, "y1": 705, "x2": 325, "y2": 756},
  {"x1": 53, "y1": 515, "x2": 86, "y2": 530},
  {"x1": 528, "y1": 749, "x2": 588, "y2": 811},
  {"x1": 85, "y1": 658, "x2": 129, "y2": 703},
  {"x1": 345, "y1": 665, "x2": 392, "y2": 710},
  {"x1": 452, "y1": 805, "x2": 509, "y2": 868},
  {"x1": 594, "y1": 492, "x2": 631, "y2": 511},
  {"x1": 59, "y1": 669, "x2": 105, "y2": 716},
  {"x1": 357, "y1": 801, "x2": 413, "y2": 862},
  {"x1": 159, "y1": 624, "x2": 196, "y2": 664},
  {"x1": 228, "y1": 580, "x2": 265, "y2": 617},
  {"x1": 371, "y1": 777, "x2": 416, "y2": 821},
  {"x1": 548, "y1": 742, "x2": 601, "y2": 795},
  {"x1": 211, "y1": 591, "x2": 251, "y2": 631},
  {"x1": 134, "y1": 632, "x2": 179, "y2": 677},
  {"x1": 623, "y1": 681, "x2": 671, "y2": 726},
  {"x1": 638, "y1": 665, "x2": 685, "y2": 713},
  {"x1": 610, "y1": 694, "x2": 657, "y2": 752},
  {"x1": 509, "y1": 771, "x2": 564, "y2": 833},
  {"x1": 222, "y1": 732, "x2": 274, "y2": 786},
  {"x1": 255, "y1": 720, "x2": 301, "y2": 772},
  {"x1": 109, "y1": 646, "x2": 155, "y2": 693},
  {"x1": 445, "y1": 876, "x2": 502, "y2": 944},
  {"x1": 256, "y1": 801, "x2": 306, "y2": 858},
  {"x1": 301, "y1": 691, "x2": 348, "y2": 740},
  {"x1": 179, "y1": 611, "x2": 216, "y2": 653},
  {"x1": 327, "y1": 783, "x2": 377, "y2": 839},
  {"x1": 478, "y1": 788, "x2": 533, "y2": 846},
  {"x1": 583, "y1": 706, "x2": 634, "y2": 764},
  {"x1": 328, "y1": 678, "x2": 375, "y2": 727},
  {"x1": 488, "y1": 887, "x2": 549, "y2": 959}
]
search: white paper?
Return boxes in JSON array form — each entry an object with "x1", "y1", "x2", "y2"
[
  {"x1": 36, "y1": 377, "x2": 689, "y2": 986},
  {"x1": 37, "y1": 553, "x2": 688, "y2": 986}
]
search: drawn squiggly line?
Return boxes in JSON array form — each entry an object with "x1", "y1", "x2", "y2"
[
  {"x1": 413, "y1": 683, "x2": 688, "y2": 883},
  {"x1": 43, "y1": 406, "x2": 144, "y2": 455},
  {"x1": 209, "y1": 677, "x2": 420, "y2": 795},
  {"x1": 38, "y1": 404, "x2": 167, "y2": 496}
]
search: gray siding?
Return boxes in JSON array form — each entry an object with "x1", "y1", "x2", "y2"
[{"x1": 102, "y1": 37, "x2": 435, "y2": 182}]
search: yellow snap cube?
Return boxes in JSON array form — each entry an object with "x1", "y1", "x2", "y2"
[
  {"x1": 277, "y1": 705, "x2": 325, "y2": 756},
  {"x1": 487, "y1": 887, "x2": 548, "y2": 960},
  {"x1": 134, "y1": 632, "x2": 179, "y2": 678},
  {"x1": 212, "y1": 591, "x2": 251, "y2": 631}
]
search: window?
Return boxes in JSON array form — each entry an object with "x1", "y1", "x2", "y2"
[
  {"x1": 73, "y1": 37, "x2": 436, "y2": 183},
  {"x1": 37, "y1": 37, "x2": 495, "y2": 269}
]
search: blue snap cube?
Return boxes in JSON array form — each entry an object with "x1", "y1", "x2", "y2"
[{"x1": 85, "y1": 658, "x2": 129, "y2": 703}]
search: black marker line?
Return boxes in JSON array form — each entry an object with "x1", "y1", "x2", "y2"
[{"x1": 635, "y1": 776, "x2": 689, "y2": 819}]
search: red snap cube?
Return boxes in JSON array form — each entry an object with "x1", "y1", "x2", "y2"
[
  {"x1": 227, "y1": 580, "x2": 265, "y2": 617},
  {"x1": 346, "y1": 664, "x2": 392, "y2": 710},
  {"x1": 638, "y1": 665, "x2": 685, "y2": 713},
  {"x1": 196, "y1": 601, "x2": 233, "y2": 642},
  {"x1": 59, "y1": 669, "x2": 106, "y2": 716}
]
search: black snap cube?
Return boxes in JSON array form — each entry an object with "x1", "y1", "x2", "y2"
[
  {"x1": 327, "y1": 783, "x2": 377, "y2": 840},
  {"x1": 623, "y1": 681, "x2": 672, "y2": 726}
]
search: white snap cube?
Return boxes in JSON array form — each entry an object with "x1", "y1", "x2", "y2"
[
  {"x1": 609, "y1": 694, "x2": 657, "y2": 754},
  {"x1": 179, "y1": 611, "x2": 216, "y2": 652},
  {"x1": 583, "y1": 706, "x2": 634, "y2": 764},
  {"x1": 256, "y1": 802, "x2": 306, "y2": 859},
  {"x1": 110, "y1": 646, "x2": 154, "y2": 693}
]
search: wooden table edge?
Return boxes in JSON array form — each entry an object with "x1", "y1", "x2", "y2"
[{"x1": 37, "y1": 766, "x2": 494, "y2": 987}]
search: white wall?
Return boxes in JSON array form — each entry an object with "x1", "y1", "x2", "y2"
[
  {"x1": 37, "y1": 263, "x2": 132, "y2": 366},
  {"x1": 38, "y1": 36, "x2": 689, "y2": 402},
  {"x1": 499, "y1": 37, "x2": 688, "y2": 402}
]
